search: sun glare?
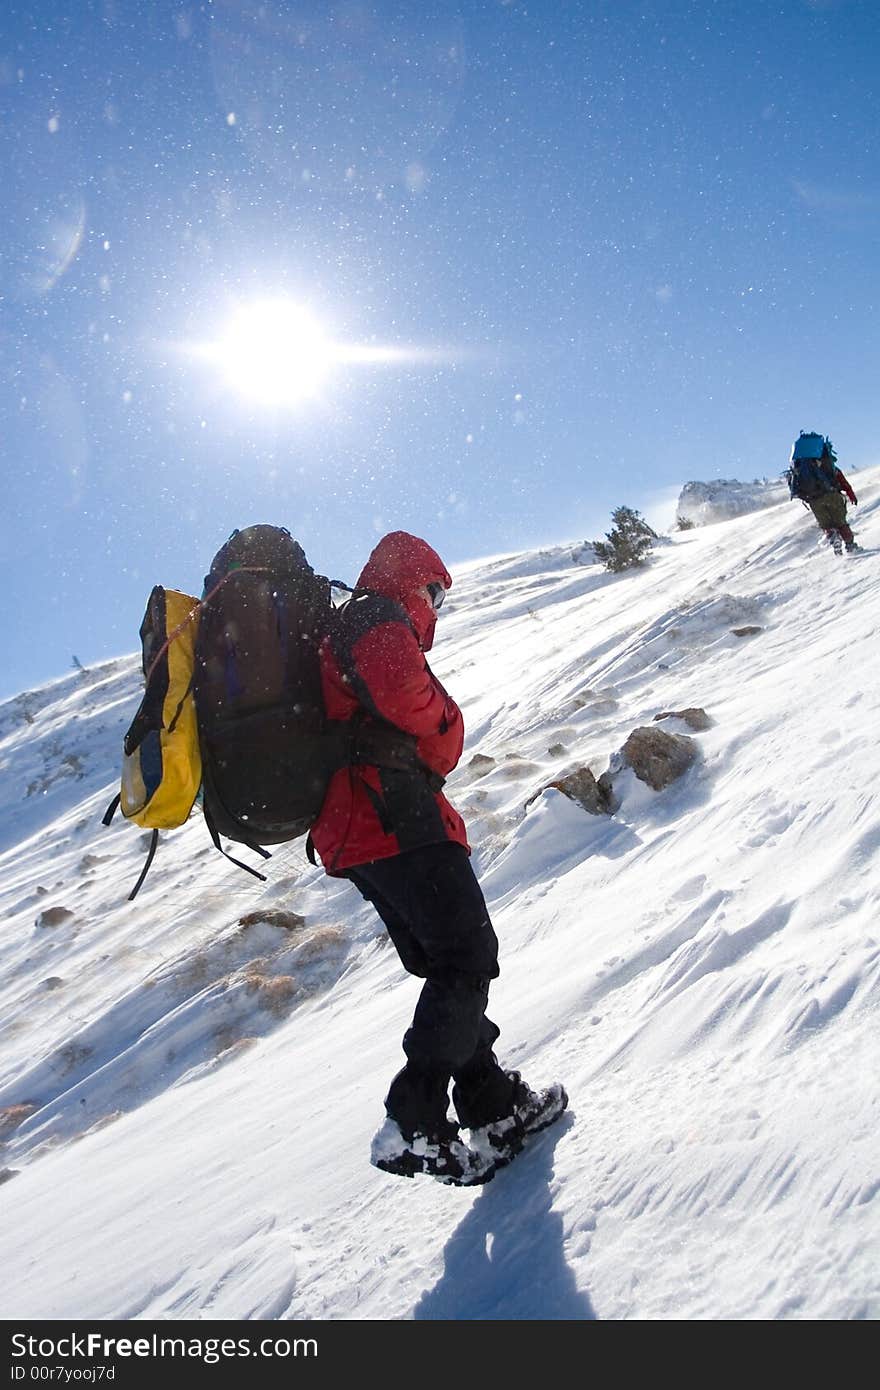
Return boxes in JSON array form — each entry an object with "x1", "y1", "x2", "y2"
[
  {"x1": 206, "y1": 299, "x2": 335, "y2": 406},
  {"x1": 189, "y1": 296, "x2": 462, "y2": 408}
]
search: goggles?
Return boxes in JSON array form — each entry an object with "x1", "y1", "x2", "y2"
[{"x1": 425, "y1": 581, "x2": 446, "y2": 611}]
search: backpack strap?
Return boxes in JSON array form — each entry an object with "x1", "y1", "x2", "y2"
[
  {"x1": 331, "y1": 592, "x2": 418, "y2": 722},
  {"x1": 330, "y1": 593, "x2": 449, "y2": 785},
  {"x1": 202, "y1": 798, "x2": 271, "y2": 882},
  {"x1": 128, "y1": 829, "x2": 159, "y2": 901},
  {"x1": 105, "y1": 784, "x2": 269, "y2": 894}
]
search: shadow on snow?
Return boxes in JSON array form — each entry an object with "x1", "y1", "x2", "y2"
[{"x1": 414, "y1": 1114, "x2": 595, "y2": 1321}]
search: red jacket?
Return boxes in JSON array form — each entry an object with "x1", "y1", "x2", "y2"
[
  {"x1": 310, "y1": 532, "x2": 469, "y2": 873},
  {"x1": 833, "y1": 467, "x2": 857, "y2": 505}
]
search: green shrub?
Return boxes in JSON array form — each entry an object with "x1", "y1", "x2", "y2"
[{"x1": 593, "y1": 506, "x2": 658, "y2": 572}]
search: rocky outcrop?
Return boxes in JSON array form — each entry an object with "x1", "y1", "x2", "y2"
[
  {"x1": 545, "y1": 767, "x2": 614, "y2": 815},
  {"x1": 675, "y1": 478, "x2": 784, "y2": 527},
  {"x1": 238, "y1": 909, "x2": 305, "y2": 932},
  {"x1": 35, "y1": 906, "x2": 74, "y2": 929},
  {"x1": 653, "y1": 707, "x2": 713, "y2": 731},
  {"x1": 525, "y1": 702, "x2": 712, "y2": 819},
  {"x1": 619, "y1": 726, "x2": 698, "y2": 790}
]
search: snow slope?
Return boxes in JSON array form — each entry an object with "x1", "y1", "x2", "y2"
[{"x1": 1, "y1": 472, "x2": 879, "y2": 1321}]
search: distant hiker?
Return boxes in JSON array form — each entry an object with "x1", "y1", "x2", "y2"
[
  {"x1": 310, "y1": 530, "x2": 567, "y2": 1185},
  {"x1": 787, "y1": 431, "x2": 860, "y2": 555}
]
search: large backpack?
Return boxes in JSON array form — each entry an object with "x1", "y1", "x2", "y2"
[
  {"x1": 787, "y1": 432, "x2": 838, "y2": 502},
  {"x1": 791, "y1": 431, "x2": 826, "y2": 463},
  {"x1": 105, "y1": 524, "x2": 425, "y2": 898},
  {"x1": 193, "y1": 524, "x2": 346, "y2": 855}
]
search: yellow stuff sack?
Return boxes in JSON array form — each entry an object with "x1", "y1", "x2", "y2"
[
  {"x1": 118, "y1": 585, "x2": 202, "y2": 828},
  {"x1": 104, "y1": 579, "x2": 273, "y2": 901}
]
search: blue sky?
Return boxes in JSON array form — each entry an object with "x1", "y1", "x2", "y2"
[{"x1": 2, "y1": 0, "x2": 878, "y2": 698}]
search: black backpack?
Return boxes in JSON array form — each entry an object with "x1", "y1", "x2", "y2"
[
  {"x1": 193, "y1": 525, "x2": 348, "y2": 866},
  {"x1": 194, "y1": 526, "x2": 427, "y2": 870},
  {"x1": 787, "y1": 455, "x2": 838, "y2": 503}
]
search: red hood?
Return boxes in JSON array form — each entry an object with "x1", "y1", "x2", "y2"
[{"x1": 357, "y1": 531, "x2": 451, "y2": 651}]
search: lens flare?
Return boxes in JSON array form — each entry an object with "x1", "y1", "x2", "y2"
[{"x1": 205, "y1": 299, "x2": 335, "y2": 405}]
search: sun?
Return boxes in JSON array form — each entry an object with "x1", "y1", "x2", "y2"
[
  {"x1": 189, "y1": 295, "x2": 457, "y2": 407},
  {"x1": 205, "y1": 299, "x2": 336, "y2": 406}
]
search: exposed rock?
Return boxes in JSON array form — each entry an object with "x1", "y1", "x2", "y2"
[
  {"x1": 36, "y1": 906, "x2": 74, "y2": 929},
  {"x1": 543, "y1": 766, "x2": 613, "y2": 815},
  {"x1": 731, "y1": 625, "x2": 763, "y2": 637},
  {"x1": 0, "y1": 1104, "x2": 37, "y2": 1139},
  {"x1": 238, "y1": 909, "x2": 305, "y2": 933},
  {"x1": 597, "y1": 769, "x2": 618, "y2": 810},
  {"x1": 654, "y1": 707, "x2": 713, "y2": 732},
  {"x1": 620, "y1": 726, "x2": 698, "y2": 791},
  {"x1": 676, "y1": 478, "x2": 784, "y2": 527},
  {"x1": 0, "y1": 1169, "x2": 20, "y2": 1185},
  {"x1": 466, "y1": 754, "x2": 496, "y2": 778},
  {"x1": 547, "y1": 742, "x2": 568, "y2": 757}
]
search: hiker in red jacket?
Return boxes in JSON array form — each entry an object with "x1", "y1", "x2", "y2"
[{"x1": 311, "y1": 531, "x2": 566, "y2": 1185}]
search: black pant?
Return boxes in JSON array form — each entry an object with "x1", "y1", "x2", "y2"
[{"x1": 346, "y1": 843, "x2": 516, "y2": 1134}]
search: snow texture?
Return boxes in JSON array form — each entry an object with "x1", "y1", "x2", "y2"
[{"x1": 1, "y1": 471, "x2": 879, "y2": 1321}]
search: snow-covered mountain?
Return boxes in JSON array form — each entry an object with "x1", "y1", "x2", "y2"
[
  {"x1": 675, "y1": 476, "x2": 788, "y2": 527},
  {"x1": 2, "y1": 472, "x2": 879, "y2": 1321}
]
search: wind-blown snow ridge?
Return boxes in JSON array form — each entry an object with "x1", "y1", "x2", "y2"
[{"x1": 1, "y1": 471, "x2": 879, "y2": 1320}]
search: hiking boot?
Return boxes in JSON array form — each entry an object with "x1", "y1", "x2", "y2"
[
  {"x1": 370, "y1": 1116, "x2": 497, "y2": 1186},
  {"x1": 845, "y1": 541, "x2": 862, "y2": 553},
  {"x1": 467, "y1": 1072, "x2": 569, "y2": 1168}
]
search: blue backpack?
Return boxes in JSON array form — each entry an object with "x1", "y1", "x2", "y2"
[{"x1": 787, "y1": 432, "x2": 838, "y2": 502}]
